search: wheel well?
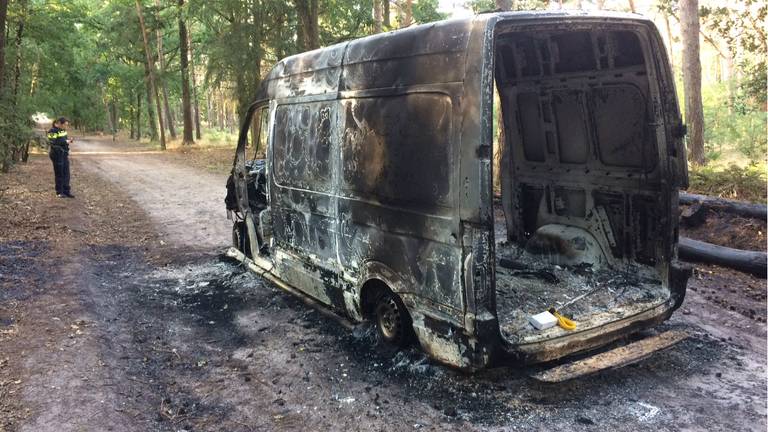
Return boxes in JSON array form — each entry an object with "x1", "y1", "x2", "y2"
[{"x1": 359, "y1": 279, "x2": 392, "y2": 320}]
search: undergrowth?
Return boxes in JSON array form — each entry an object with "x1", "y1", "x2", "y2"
[
  {"x1": 687, "y1": 163, "x2": 767, "y2": 204},
  {"x1": 701, "y1": 81, "x2": 767, "y2": 163}
]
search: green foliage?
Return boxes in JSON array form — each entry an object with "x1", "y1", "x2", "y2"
[
  {"x1": 0, "y1": 0, "x2": 97, "y2": 168},
  {"x1": 701, "y1": 81, "x2": 767, "y2": 161},
  {"x1": 320, "y1": 0, "x2": 374, "y2": 44},
  {"x1": 466, "y1": 0, "x2": 548, "y2": 13},
  {"x1": 738, "y1": 60, "x2": 767, "y2": 109},
  {"x1": 688, "y1": 163, "x2": 767, "y2": 204},
  {"x1": 466, "y1": 0, "x2": 495, "y2": 12},
  {"x1": 413, "y1": 0, "x2": 447, "y2": 23},
  {"x1": 192, "y1": 1, "x2": 271, "y2": 116},
  {"x1": 0, "y1": 93, "x2": 33, "y2": 172},
  {"x1": 700, "y1": 0, "x2": 767, "y2": 109},
  {"x1": 203, "y1": 128, "x2": 237, "y2": 145}
]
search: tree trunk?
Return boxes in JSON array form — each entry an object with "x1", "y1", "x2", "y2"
[
  {"x1": 110, "y1": 100, "x2": 119, "y2": 140},
  {"x1": 382, "y1": 0, "x2": 390, "y2": 29},
  {"x1": 12, "y1": 20, "x2": 22, "y2": 102},
  {"x1": 178, "y1": 0, "x2": 194, "y2": 144},
  {"x1": 211, "y1": 92, "x2": 218, "y2": 129},
  {"x1": 129, "y1": 90, "x2": 135, "y2": 139},
  {"x1": 136, "y1": 89, "x2": 142, "y2": 139},
  {"x1": 135, "y1": 88, "x2": 141, "y2": 140},
  {"x1": 228, "y1": 103, "x2": 236, "y2": 134},
  {"x1": 373, "y1": 0, "x2": 383, "y2": 33},
  {"x1": 401, "y1": 0, "x2": 413, "y2": 28},
  {"x1": 725, "y1": 47, "x2": 735, "y2": 113},
  {"x1": 192, "y1": 77, "x2": 202, "y2": 139},
  {"x1": 187, "y1": 31, "x2": 201, "y2": 139},
  {"x1": 104, "y1": 92, "x2": 114, "y2": 134},
  {"x1": 0, "y1": 0, "x2": 9, "y2": 93},
  {"x1": 11, "y1": 0, "x2": 26, "y2": 105},
  {"x1": 680, "y1": 0, "x2": 705, "y2": 166},
  {"x1": 143, "y1": 60, "x2": 159, "y2": 141},
  {"x1": 679, "y1": 237, "x2": 767, "y2": 277},
  {"x1": 161, "y1": 82, "x2": 176, "y2": 138},
  {"x1": 296, "y1": 0, "x2": 319, "y2": 51},
  {"x1": 244, "y1": 1, "x2": 263, "y2": 118},
  {"x1": 27, "y1": 60, "x2": 37, "y2": 96},
  {"x1": 136, "y1": 0, "x2": 166, "y2": 149},
  {"x1": 217, "y1": 91, "x2": 225, "y2": 130},
  {"x1": 155, "y1": 0, "x2": 177, "y2": 140},
  {"x1": 680, "y1": 192, "x2": 767, "y2": 220},
  {"x1": 207, "y1": 91, "x2": 213, "y2": 130}
]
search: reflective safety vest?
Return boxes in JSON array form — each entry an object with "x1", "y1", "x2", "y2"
[{"x1": 47, "y1": 127, "x2": 69, "y2": 148}]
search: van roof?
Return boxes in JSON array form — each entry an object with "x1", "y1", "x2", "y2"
[{"x1": 259, "y1": 10, "x2": 653, "y2": 100}]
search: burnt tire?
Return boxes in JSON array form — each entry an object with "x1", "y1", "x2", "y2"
[
  {"x1": 374, "y1": 290, "x2": 412, "y2": 347},
  {"x1": 232, "y1": 221, "x2": 251, "y2": 258}
]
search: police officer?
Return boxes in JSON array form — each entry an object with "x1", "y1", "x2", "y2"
[{"x1": 48, "y1": 117, "x2": 74, "y2": 198}]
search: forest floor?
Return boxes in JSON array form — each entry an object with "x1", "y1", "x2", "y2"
[{"x1": 0, "y1": 136, "x2": 766, "y2": 432}]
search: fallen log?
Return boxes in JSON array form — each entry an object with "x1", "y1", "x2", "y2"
[
  {"x1": 680, "y1": 192, "x2": 767, "y2": 220},
  {"x1": 679, "y1": 237, "x2": 767, "y2": 277}
]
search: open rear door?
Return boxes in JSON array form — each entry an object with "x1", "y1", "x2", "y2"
[{"x1": 490, "y1": 17, "x2": 687, "y2": 365}]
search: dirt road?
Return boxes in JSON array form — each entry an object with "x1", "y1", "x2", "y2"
[
  {"x1": 73, "y1": 138, "x2": 231, "y2": 250},
  {"x1": 1, "y1": 137, "x2": 765, "y2": 432}
]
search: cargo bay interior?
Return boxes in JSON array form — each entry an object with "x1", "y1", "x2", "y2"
[{"x1": 491, "y1": 24, "x2": 672, "y2": 345}]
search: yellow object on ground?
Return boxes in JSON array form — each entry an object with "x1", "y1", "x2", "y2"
[{"x1": 549, "y1": 308, "x2": 577, "y2": 331}]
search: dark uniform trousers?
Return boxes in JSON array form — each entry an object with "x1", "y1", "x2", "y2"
[
  {"x1": 49, "y1": 145, "x2": 70, "y2": 195},
  {"x1": 48, "y1": 126, "x2": 71, "y2": 195}
]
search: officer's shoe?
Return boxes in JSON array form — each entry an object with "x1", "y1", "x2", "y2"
[{"x1": 63, "y1": 193, "x2": 75, "y2": 199}]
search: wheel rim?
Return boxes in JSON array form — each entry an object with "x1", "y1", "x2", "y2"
[{"x1": 377, "y1": 296, "x2": 402, "y2": 341}]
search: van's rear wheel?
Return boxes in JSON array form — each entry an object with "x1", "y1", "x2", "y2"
[{"x1": 374, "y1": 291, "x2": 411, "y2": 347}]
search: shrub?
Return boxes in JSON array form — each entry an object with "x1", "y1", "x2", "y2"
[
  {"x1": 0, "y1": 98, "x2": 33, "y2": 172},
  {"x1": 688, "y1": 163, "x2": 767, "y2": 203},
  {"x1": 702, "y1": 81, "x2": 767, "y2": 161}
]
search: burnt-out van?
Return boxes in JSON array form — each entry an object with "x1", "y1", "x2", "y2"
[{"x1": 225, "y1": 11, "x2": 691, "y2": 377}]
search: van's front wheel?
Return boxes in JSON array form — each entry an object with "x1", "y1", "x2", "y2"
[{"x1": 374, "y1": 291, "x2": 411, "y2": 347}]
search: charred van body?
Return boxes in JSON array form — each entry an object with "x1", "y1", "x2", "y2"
[{"x1": 225, "y1": 11, "x2": 691, "y2": 373}]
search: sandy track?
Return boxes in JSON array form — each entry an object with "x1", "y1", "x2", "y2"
[{"x1": 73, "y1": 137, "x2": 231, "y2": 250}]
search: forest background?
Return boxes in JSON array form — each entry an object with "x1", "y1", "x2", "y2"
[{"x1": 0, "y1": 0, "x2": 764, "y2": 201}]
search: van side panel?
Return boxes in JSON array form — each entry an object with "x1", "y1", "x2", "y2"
[
  {"x1": 341, "y1": 19, "x2": 471, "y2": 91},
  {"x1": 334, "y1": 19, "x2": 476, "y2": 318},
  {"x1": 265, "y1": 44, "x2": 346, "y2": 99},
  {"x1": 337, "y1": 94, "x2": 462, "y2": 311},
  {"x1": 269, "y1": 101, "x2": 345, "y2": 309}
]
